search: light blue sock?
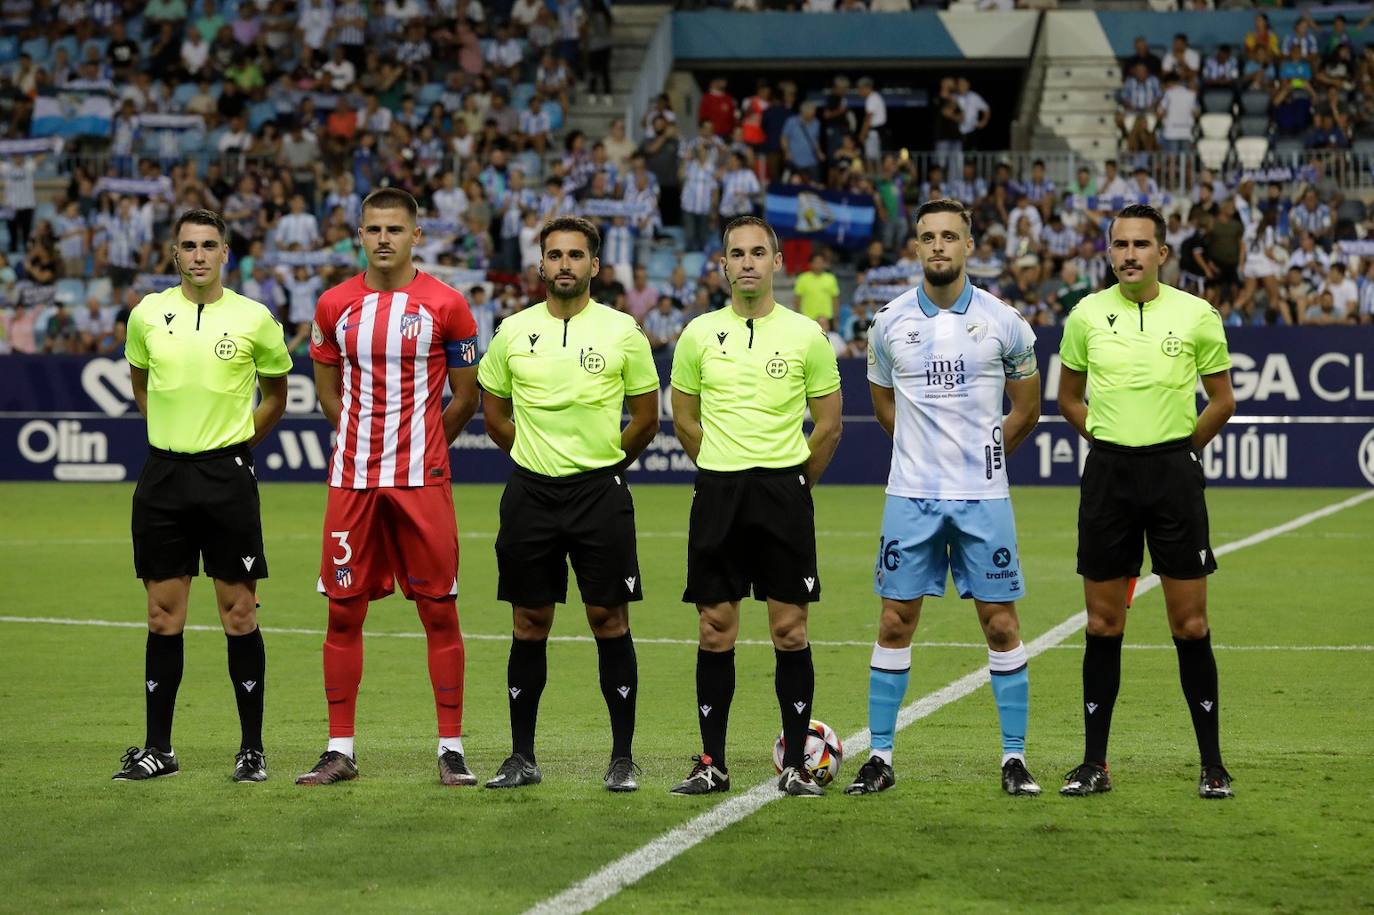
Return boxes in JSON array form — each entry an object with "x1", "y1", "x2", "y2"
[
  {"x1": 989, "y1": 643, "x2": 1029, "y2": 759},
  {"x1": 868, "y1": 644, "x2": 911, "y2": 764}
]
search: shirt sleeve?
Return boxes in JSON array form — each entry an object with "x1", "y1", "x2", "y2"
[
  {"x1": 803, "y1": 320, "x2": 841, "y2": 398},
  {"x1": 125, "y1": 302, "x2": 149, "y2": 369},
  {"x1": 440, "y1": 290, "x2": 480, "y2": 369},
  {"x1": 669, "y1": 320, "x2": 701, "y2": 395},
  {"x1": 1194, "y1": 304, "x2": 1232, "y2": 375},
  {"x1": 1059, "y1": 306, "x2": 1089, "y2": 372},
  {"x1": 621, "y1": 320, "x2": 660, "y2": 396},
  {"x1": 252, "y1": 304, "x2": 293, "y2": 377},
  {"x1": 866, "y1": 311, "x2": 893, "y2": 387},
  {"x1": 476, "y1": 319, "x2": 512, "y2": 397},
  {"x1": 308, "y1": 291, "x2": 340, "y2": 365},
  {"x1": 1001, "y1": 312, "x2": 1039, "y2": 380}
]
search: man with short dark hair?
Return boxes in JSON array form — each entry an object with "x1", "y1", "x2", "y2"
[
  {"x1": 114, "y1": 209, "x2": 291, "y2": 783},
  {"x1": 478, "y1": 216, "x2": 660, "y2": 792},
  {"x1": 1058, "y1": 204, "x2": 1238, "y2": 800},
  {"x1": 297, "y1": 188, "x2": 482, "y2": 787},
  {"x1": 669, "y1": 216, "x2": 843, "y2": 798},
  {"x1": 848, "y1": 200, "x2": 1042, "y2": 797}
]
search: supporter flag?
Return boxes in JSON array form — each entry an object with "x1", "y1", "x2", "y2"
[
  {"x1": 31, "y1": 81, "x2": 116, "y2": 139},
  {"x1": 765, "y1": 184, "x2": 875, "y2": 250}
]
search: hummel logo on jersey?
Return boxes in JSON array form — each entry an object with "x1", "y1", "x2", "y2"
[
  {"x1": 624, "y1": 576, "x2": 637, "y2": 591},
  {"x1": 1201, "y1": 700, "x2": 1214, "y2": 712},
  {"x1": 1107, "y1": 314, "x2": 1118, "y2": 327},
  {"x1": 699, "y1": 705, "x2": 712, "y2": 717},
  {"x1": 803, "y1": 577, "x2": 815, "y2": 592},
  {"x1": 793, "y1": 702, "x2": 807, "y2": 714},
  {"x1": 617, "y1": 686, "x2": 631, "y2": 699},
  {"x1": 509, "y1": 687, "x2": 522, "y2": 699},
  {"x1": 146, "y1": 680, "x2": 158, "y2": 692},
  {"x1": 242, "y1": 556, "x2": 256, "y2": 571},
  {"x1": 716, "y1": 332, "x2": 728, "y2": 346},
  {"x1": 1086, "y1": 702, "x2": 1098, "y2": 714},
  {"x1": 906, "y1": 331, "x2": 920, "y2": 344},
  {"x1": 241, "y1": 680, "x2": 257, "y2": 693},
  {"x1": 163, "y1": 312, "x2": 175, "y2": 325}
]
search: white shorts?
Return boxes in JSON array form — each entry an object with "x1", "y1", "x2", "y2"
[{"x1": 1244, "y1": 256, "x2": 1280, "y2": 280}]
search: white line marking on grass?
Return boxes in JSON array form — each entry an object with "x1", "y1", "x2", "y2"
[
  {"x1": 0, "y1": 617, "x2": 1370, "y2": 654},
  {"x1": 523, "y1": 487, "x2": 1374, "y2": 915}
]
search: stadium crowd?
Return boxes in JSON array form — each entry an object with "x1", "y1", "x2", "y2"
[{"x1": 2, "y1": 0, "x2": 1374, "y2": 358}]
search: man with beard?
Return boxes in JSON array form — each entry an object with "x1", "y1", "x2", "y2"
[
  {"x1": 846, "y1": 198, "x2": 1044, "y2": 798},
  {"x1": 477, "y1": 216, "x2": 660, "y2": 792}
]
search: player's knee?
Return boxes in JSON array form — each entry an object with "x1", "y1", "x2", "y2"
[
  {"x1": 982, "y1": 611, "x2": 1020, "y2": 650},
  {"x1": 221, "y1": 600, "x2": 257, "y2": 635},
  {"x1": 513, "y1": 608, "x2": 554, "y2": 640},
  {"x1": 769, "y1": 619, "x2": 808, "y2": 651},
  {"x1": 146, "y1": 606, "x2": 183, "y2": 635},
  {"x1": 697, "y1": 612, "x2": 736, "y2": 651},
  {"x1": 587, "y1": 606, "x2": 629, "y2": 639},
  {"x1": 1084, "y1": 611, "x2": 1125, "y2": 637},
  {"x1": 1170, "y1": 613, "x2": 1210, "y2": 641},
  {"x1": 877, "y1": 602, "x2": 918, "y2": 643}
]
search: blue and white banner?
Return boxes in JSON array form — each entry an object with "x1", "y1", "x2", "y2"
[
  {"x1": 30, "y1": 83, "x2": 116, "y2": 139},
  {"x1": 578, "y1": 198, "x2": 654, "y2": 219},
  {"x1": 1065, "y1": 193, "x2": 1174, "y2": 212},
  {"x1": 765, "y1": 184, "x2": 875, "y2": 250},
  {"x1": 136, "y1": 113, "x2": 206, "y2": 131},
  {"x1": 93, "y1": 176, "x2": 175, "y2": 199},
  {"x1": 260, "y1": 250, "x2": 357, "y2": 268},
  {"x1": 2, "y1": 326, "x2": 1371, "y2": 486},
  {"x1": 0, "y1": 137, "x2": 63, "y2": 156}
]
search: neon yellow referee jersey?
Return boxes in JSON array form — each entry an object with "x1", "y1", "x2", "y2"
[
  {"x1": 125, "y1": 285, "x2": 292, "y2": 453},
  {"x1": 478, "y1": 300, "x2": 659, "y2": 477},
  {"x1": 1059, "y1": 282, "x2": 1231, "y2": 447},
  {"x1": 671, "y1": 304, "x2": 841, "y2": 472}
]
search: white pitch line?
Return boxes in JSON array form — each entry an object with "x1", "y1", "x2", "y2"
[
  {"x1": 1, "y1": 615, "x2": 1369, "y2": 653},
  {"x1": 524, "y1": 487, "x2": 1374, "y2": 915}
]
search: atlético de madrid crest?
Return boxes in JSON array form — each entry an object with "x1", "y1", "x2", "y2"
[{"x1": 399, "y1": 312, "x2": 423, "y2": 340}]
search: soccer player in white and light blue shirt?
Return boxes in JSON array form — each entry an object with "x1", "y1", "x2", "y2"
[{"x1": 846, "y1": 198, "x2": 1044, "y2": 798}]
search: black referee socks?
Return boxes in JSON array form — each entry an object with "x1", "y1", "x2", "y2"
[
  {"x1": 775, "y1": 644, "x2": 815, "y2": 771},
  {"x1": 1082, "y1": 632, "x2": 1123, "y2": 766},
  {"x1": 144, "y1": 631, "x2": 184, "y2": 753},
  {"x1": 1174, "y1": 632, "x2": 1223, "y2": 768},
  {"x1": 696, "y1": 647, "x2": 735, "y2": 770},
  {"x1": 226, "y1": 628, "x2": 266, "y2": 753},
  {"x1": 595, "y1": 632, "x2": 638, "y2": 760},
  {"x1": 508, "y1": 636, "x2": 548, "y2": 762}
]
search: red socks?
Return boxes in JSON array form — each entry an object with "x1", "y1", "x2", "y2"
[
  {"x1": 416, "y1": 595, "x2": 465, "y2": 737},
  {"x1": 323, "y1": 595, "x2": 368, "y2": 737}
]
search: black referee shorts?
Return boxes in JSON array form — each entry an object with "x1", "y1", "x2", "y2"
[
  {"x1": 1077, "y1": 438, "x2": 1217, "y2": 582},
  {"x1": 683, "y1": 465, "x2": 820, "y2": 606},
  {"x1": 495, "y1": 465, "x2": 643, "y2": 608},
  {"x1": 132, "y1": 443, "x2": 268, "y2": 581}
]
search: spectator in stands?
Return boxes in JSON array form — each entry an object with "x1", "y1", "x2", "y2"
[
  {"x1": 585, "y1": 0, "x2": 615, "y2": 104},
  {"x1": 794, "y1": 253, "x2": 839, "y2": 322},
  {"x1": 1245, "y1": 13, "x2": 1280, "y2": 61},
  {"x1": 1302, "y1": 288, "x2": 1344, "y2": 325},
  {"x1": 718, "y1": 150, "x2": 761, "y2": 229},
  {"x1": 1123, "y1": 35, "x2": 1162, "y2": 79},
  {"x1": 1322, "y1": 262, "x2": 1359, "y2": 318},
  {"x1": 1290, "y1": 188, "x2": 1332, "y2": 242},
  {"x1": 1242, "y1": 45, "x2": 1278, "y2": 93},
  {"x1": 781, "y1": 102, "x2": 823, "y2": 183},
  {"x1": 643, "y1": 294, "x2": 685, "y2": 353},
  {"x1": 1289, "y1": 231, "x2": 1331, "y2": 283},
  {"x1": 1236, "y1": 207, "x2": 1290, "y2": 324},
  {"x1": 857, "y1": 77, "x2": 887, "y2": 170},
  {"x1": 76, "y1": 296, "x2": 117, "y2": 354},
  {"x1": 1049, "y1": 260, "x2": 1091, "y2": 318},
  {"x1": 821, "y1": 75, "x2": 854, "y2": 168},
  {"x1": 1202, "y1": 200, "x2": 1244, "y2": 304},
  {"x1": 933, "y1": 79, "x2": 964, "y2": 180},
  {"x1": 699, "y1": 78, "x2": 737, "y2": 141},
  {"x1": 1283, "y1": 15, "x2": 1319, "y2": 64},
  {"x1": 1157, "y1": 71, "x2": 1199, "y2": 160},
  {"x1": 1162, "y1": 33, "x2": 1201, "y2": 82},
  {"x1": 955, "y1": 76, "x2": 990, "y2": 151},
  {"x1": 624, "y1": 265, "x2": 659, "y2": 322},
  {"x1": 1117, "y1": 62, "x2": 1162, "y2": 152},
  {"x1": 679, "y1": 141, "x2": 718, "y2": 252},
  {"x1": 1203, "y1": 44, "x2": 1240, "y2": 92},
  {"x1": 2, "y1": 153, "x2": 38, "y2": 251}
]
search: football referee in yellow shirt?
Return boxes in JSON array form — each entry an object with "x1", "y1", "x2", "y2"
[
  {"x1": 669, "y1": 216, "x2": 843, "y2": 798},
  {"x1": 478, "y1": 216, "x2": 660, "y2": 793},
  {"x1": 113, "y1": 209, "x2": 292, "y2": 783},
  {"x1": 1057, "y1": 204, "x2": 1238, "y2": 800}
]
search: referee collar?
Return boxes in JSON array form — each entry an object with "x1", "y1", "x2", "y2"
[{"x1": 916, "y1": 278, "x2": 973, "y2": 318}]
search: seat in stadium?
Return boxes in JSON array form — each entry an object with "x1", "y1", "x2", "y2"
[
  {"x1": 646, "y1": 247, "x2": 678, "y2": 283},
  {"x1": 1240, "y1": 89, "x2": 1270, "y2": 116},
  {"x1": 546, "y1": 100, "x2": 564, "y2": 131},
  {"x1": 178, "y1": 127, "x2": 207, "y2": 156},
  {"x1": 1238, "y1": 114, "x2": 1270, "y2": 137},
  {"x1": 1201, "y1": 89, "x2": 1234, "y2": 114},
  {"x1": 1352, "y1": 138, "x2": 1374, "y2": 165},
  {"x1": 247, "y1": 99, "x2": 277, "y2": 132},
  {"x1": 1196, "y1": 138, "x2": 1230, "y2": 170},
  {"x1": 19, "y1": 35, "x2": 48, "y2": 62},
  {"x1": 1198, "y1": 113, "x2": 1233, "y2": 140},
  {"x1": 1336, "y1": 199, "x2": 1367, "y2": 224},
  {"x1": 86, "y1": 277, "x2": 113, "y2": 306},
  {"x1": 680, "y1": 251, "x2": 707, "y2": 278},
  {"x1": 52, "y1": 34, "x2": 79, "y2": 63},
  {"x1": 417, "y1": 82, "x2": 445, "y2": 108},
  {"x1": 658, "y1": 225, "x2": 686, "y2": 251},
  {"x1": 170, "y1": 82, "x2": 199, "y2": 111},
  {"x1": 1233, "y1": 136, "x2": 1269, "y2": 169},
  {"x1": 55, "y1": 279, "x2": 85, "y2": 306},
  {"x1": 1271, "y1": 136, "x2": 1304, "y2": 162}
]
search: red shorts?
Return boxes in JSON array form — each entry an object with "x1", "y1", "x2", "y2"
[{"x1": 317, "y1": 485, "x2": 459, "y2": 601}]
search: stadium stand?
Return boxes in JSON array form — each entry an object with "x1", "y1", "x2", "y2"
[{"x1": 2, "y1": 1, "x2": 1373, "y2": 359}]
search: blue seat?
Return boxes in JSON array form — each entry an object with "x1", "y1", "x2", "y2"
[
  {"x1": 87, "y1": 277, "x2": 113, "y2": 305},
  {"x1": 417, "y1": 82, "x2": 444, "y2": 107},
  {"x1": 52, "y1": 35, "x2": 79, "y2": 63},
  {"x1": 0, "y1": 36, "x2": 19, "y2": 64},
  {"x1": 545, "y1": 100, "x2": 563, "y2": 131},
  {"x1": 19, "y1": 36, "x2": 49, "y2": 62},
  {"x1": 55, "y1": 278, "x2": 85, "y2": 305},
  {"x1": 178, "y1": 128, "x2": 207, "y2": 155},
  {"x1": 680, "y1": 251, "x2": 706, "y2": 278},
  {"x1": 247, "y1": 99, "x2": 277, "y2": 132},
  {"x1": 646, "y1": 248, "x2": 677, "y2": 283}
]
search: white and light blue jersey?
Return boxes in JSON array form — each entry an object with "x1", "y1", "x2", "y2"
[{"x1": 867, "y1": 278, "x2": 1037, "y2": 500}]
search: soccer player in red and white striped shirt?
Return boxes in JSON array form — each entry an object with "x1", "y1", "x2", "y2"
[{"x1": 297, "y1": 188, "x2": 482, "y2": 787}]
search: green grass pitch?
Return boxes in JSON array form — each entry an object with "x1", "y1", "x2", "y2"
[{"x1": 1, "y1": 482, "x2": 1371, "y2": 913}]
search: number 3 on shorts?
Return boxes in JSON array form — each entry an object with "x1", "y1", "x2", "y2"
[{"x1": 330, "y1": 530, "x2": 352, "y2": 565}]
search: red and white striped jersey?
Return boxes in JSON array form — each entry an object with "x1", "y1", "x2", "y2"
[{"x1": 310, "y1": 271, "x2": 478, "y2": 489}]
